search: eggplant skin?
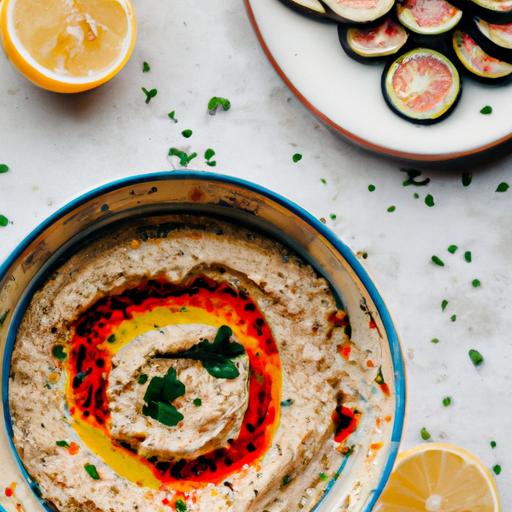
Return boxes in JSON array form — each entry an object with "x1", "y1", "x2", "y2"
[
  {"x1": 276, "y1": 0, "x2": 334, "y2": 22},
  {"x1": 448, "y1": 0, "x2": 512, "y2": 23},
  {"x1": 467, "y1": 17, "x2": 512, "y2": 63},
  {"x1": 381, "y1": 50, "x2": 462, "y2": 125},
  {"x1": 338, "y1": 23, "x2": 406, "y2": 64}
]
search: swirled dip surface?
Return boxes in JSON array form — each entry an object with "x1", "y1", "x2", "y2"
[{"x1": 9, "y1": 215, "x2": 385, "y2": 512}]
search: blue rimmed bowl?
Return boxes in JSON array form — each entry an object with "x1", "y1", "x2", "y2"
[{"x1": 0, "y1": 171, "x2": 405, "y2": 512}]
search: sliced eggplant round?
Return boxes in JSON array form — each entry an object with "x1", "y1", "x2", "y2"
[
  {"x1": 448, "y1": 0, "x2": 512, "y2": 22},
  {"x1": 276, "y1": 0, "x2": 330, "y2": 21},
  {"x1": 396, "y1": 0, "x2": 463, "y2": 34},
  {"x1": 338, "y1": 17, "x2": 409, "y2": 63},
  {"x1": 452, "y1": 29, "x2": 512, "y2": 81},
  {"x1": 382, "y1": 48, "x2": 462, "y2": 124},
  {"x1": 469, "y1": 16, "x2": 512, "y2": 61}
]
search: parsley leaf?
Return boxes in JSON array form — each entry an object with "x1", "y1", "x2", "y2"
[
  {"x1": 401, "y1": 169, "x2": 430, "y2": 187},
  {"x1": 420, "y1": 427, "x2": 431, "y2": 441},
  {"x1": 52, "y1": 345, "x2": 67, "y2": 360},
  {"x1": 182, "y1": 129, "x2": 193, "y2": 138},
  {"x1": 0, "y1": 215, "x2": 9, "y2": 227},
  {"x1": 480, "y1": 105, "x2": 493, "y2": 115},
  {"x1": 142, "y1": 87, "x2": 158, "y2": 104},
  {"x1": 496, "y1": 182, "x2": 509, "y2": 193},
  {"x1": 431, "y1": 255, "x2": 445, "y2": 267},
  {"x1": 447, "y1": 245, "x2": 458, "y2": 254},
  {"x1": 491, "y1": 440, "x2": 497, "y2": 449},
  {"x1": 142, "y1": 61, "x2": 151, "y2": 73},
  {"x1": 462, "y1": 172, "x2": 472, "y2": 187},
  {"x1": 472, "y1": 279, "x2": 481, "y2": 288},
  {"x1": 441, "y1": 299, "x2": 448, "y2": 311},
  {"x1": 84, "y1": 463, "x2": 100, "y2": 480},
  {"x1": 368, "y1": 184, "x2": 376, "y2": 192},
  {"x1": 387, "y1": 205, "x2": 396, "y2": 213},
  {"x1": 56, "y1": 440, "x2": 70, "y2": 448},
  {"x1": 464, "y1": 251, "x2": 472, "y2": 263},
  {"x1": 208, "y1": 96, "x2": 231, "y2": 115},
  {"x1": 168, "y1": 147, "x2": 198, "y2": 167},
  {"x1": 0, "y1": 164, "x2": 9, "y2": 173},
  {"x1": 138, "y1": 374, "x2": 148, "y2": 385},
  {"x1": 442, "y1": 396, "x2": 452, "y2": 407},
  {"x1": 425, "y1": 194, "x2": 435, "y2": 207},
  {"x1": 168, "y1": 111, "x2": 178, "y2": 123},
  {"x1": 292, "y1": 153, "x2": 302, "y2": 163},
  {"x1": 493, "y1": 465, "x2": 501, "y2": 475},
  {"x1": 469, "y1": 349, "x2": 484, "y2": 367},
  {"x1": 193, "y1": 398, "x2": 202, "y2": 407},
  {"x1": 175, "y1": 499, "x2": 187, "y2": 512}
]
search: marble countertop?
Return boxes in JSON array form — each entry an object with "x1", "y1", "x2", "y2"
[{"x1": 1, "y1": 0, "x2": 511, "y2": 507}]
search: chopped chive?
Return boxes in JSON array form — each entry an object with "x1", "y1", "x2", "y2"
[
  {"x1": 491, "y1": 441, "x2": 497, "y2": 449},
  {"x1": 450, "y1": 314, "x2": 457, "y2": 322},
  {"x1": 141, "y1": 87, "x2": 158, "y2": 104},
  {"x1": 387, "y1": 205, "x2": 396, "y2": 213},
  {"x1": 442, "y1": 397, "x2": 452, "y2": 407},
  {"x1": 441, "y1": 299, "x2": 449, "y2": 311},
  {"x1": 431, "y1": 255, "x2": 445, "y2": 267},
  {"x1": 431, "y1": 338, "x2": 440, "y2": 344},
  {"x1": 496, "y1": 182, "x2": 509, "y2": 193},
  {"x1": 181, "y1": 129, "x2": 193, "y2": 138},
  {"x1": 462, "y1": 172, "x2": 472, "y2": 187},
  {"x1": 447, "y1": 245, "x2": 458, "y2": 254},
  {"x1": 208, "y1": 96, "x2": 231, "y2": 115},
  {"x1": 175, "y1": 499, "x2": 187, "y2": 512},
  {"x1": 493, "y1": 465, "x2": 502, "y2": 475},
  {"x1": 168, "y1": 111, "x2": 178, "y2": 123},
  {"x1": 401, "y1": 169, "x2": 430, "y2": 187},
  {"x1": 424, "y1": 194, "x2": 435, "y2": 207},
  {"x1": 480, "y1": 105, "x2": 493, "y2": 115},
  {"x1": 138, "y1": 374, "x2": 148, "y2": 385},
  {"x1": 84, "y1": 463, "x2": 100, "y2": 480},
  {"x1": 420, "y1": 427, "x2": 431, "y2": 441},
  {"x1": 292, "y1": 153, "x2": 302, "y2": 163},
  {"x1": 193, "y1": 398, "x2": 202, "y2": 407},
  {"x1": 56, "y1": 440, "x2": 70, "y2": 448},
  {"x1": 469, "y1": 349, "x2": 484, "y2": 367},
  {"x1": 368, "y1": 184, "x2": 376, "y2": 192},
  {"x1": 142, "y1": 61, "x2": 151, "y2": 73},
  {"x1": 464, "y1": 251, "x2": 472, "y2": 263},
  {"x1": 0, "y1": 215, "x2": 9, "y2": 227},
  {"x1": 0, "y1": 164, "x2": 9, "y2": 173},
  {"x1": 472, "y1": 279, "x2": 481, "y2": 288}
]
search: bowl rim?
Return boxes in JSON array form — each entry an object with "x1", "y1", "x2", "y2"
[{"x1": 0, "y1": 170, "x2": 406, "y2": 512}]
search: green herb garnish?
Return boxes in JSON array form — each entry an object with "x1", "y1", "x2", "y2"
[
  {"x1": 168, "y1": 147, "x2": 198, "y2": 167},
  {"x1": 204, "y1": 148, "x2": 216, "y2": 167},
  {"x1": 442, "y1": 397, "x2": 452, "y2": 407},
  {"x1": 496, "y1": 182, "x2": 509, "y2": 193},
  {"x1": 462, "y1": 172, "x2": 472, "y2": 187},
  {"x1": 448, "y1": 245, "x2": 458, "y2": 254},
  {"x1": 142, "y1": 87, "x2": 158, "y2": 104},
  {"x1": 464, "y1": 251, "x2": 472, "y2": 263},
  {"x1": 156, "y1": 325, "x2": 246, "y2": 380},
  {"x1": 208, "y1": 96, "x2": 231, "y2": 115},
  {"x1": 480, "y1": 105, "x2": 493, "y2": 115},
  {"x1": 292, "y1": 153, "x2": 302, "y2": 163},
  {"x1": 175, "y1": 499, "x2": 187, "y2": 512},
  {"x1": 0, "y1": 164, "x2": 9, "y2": 173},
  {"x1": 493, "y1": 465, "x2": 502, "y2": 475},
  {"x1": 431, "y1": 256, "x2": 445, "y2": 267},
  {"x1": 401, "y1": 169, "x2": 430, "y2": 187},
  {"x1": 469, "y1": 349, "x2": 484, "y2": 367},
  {"x1": 319, "y1": 472, "x2": 328, "y2": 481},
  {"x1": 0, "y1": 215, "x2": 9, "y2": 227},
  {"x1": 375, "y1": 367, "x2": 385, "y2": 385},
  {"x1": 52, "y1": 345, "x2": 67, "y2": 360},
  {"x1": 472, "y1": 279, "x2": 481, "y2": 288},
  {"x1": 84, "y1": 463, "x2": 100, "y2": 480},
  {"x1": 413, "y1": 192, "x2": 419, "y2": 199},
  {"x1": 425, "y1": 194, "x2": 435, "y2": 207},
  {"x1": 420, "y1": 427, "x2": 431, "y2": 441},
  {"x1": 441, "y1": 299, "x2": 448, "y2": 311},
  {"x1": 387, "y1": 205, "x2": 396, "y2": 213},
  {"x1": 321, "y1": 178, "x2": 327, "y2": 185},
  {"x1": 107, "y1": 334, "x2": 116, "y2": 344},
  {"x1": 182, "y1": 129, "x2": 193, "y2": 138},
  {"x1": 491, "y1": 440, "x2": 497, "y2": 449},
  {"x1": 142, "y1": 61, "x2": 151, "y2": 72},
  {"x1": 138, "y1": 374, "x2": 148, "y2": 385},
  {"x1": 431, "y1": 338, "x2": 440, "y2": 344},
  {"x1": 451, "y1": 314, "x2": 457, "y2": 322},
  {"x1": 56, "y1": 440, "x2": 70, "y2": 448},
  {"x1": 329, "y1": 213, "x2": 337, "y2": 221},
  {"x1": 168, "y1": 111, "x2": 178, "y2": 123},
  {"x1": 368, "y1": 184, "x2": 376, "y2": 192},
  {"x1": 193, "y1": 398, "x2": 202, "y2": 407}
]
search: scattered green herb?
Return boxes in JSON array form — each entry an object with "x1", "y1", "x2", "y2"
[
  {"x1": 208, "y1": 96, "x2": 231, "y2": 115},
  {"x1": 84, "y1": 463, "x2": 100, "y2": 480},
  {"x1": 420, "y1": 427, "x2": 431, "y2": 441},
  {"x1": 319, "y1": 472, "x2": 328, "y2": 481},
  {"x1": 0, "y1": 164, "x2": 9, "y2": 173},
  {"x1": 156, "y1": 325, "x2": 245, "y2": 380},
  {"x1": 401, "y1": 169, "x2": 430, "y2": 187},
  {"x1": 375, "y1": 367, "x2": 385, "y2": 385},
  {"x1": 413, "y1": 192, "x2": 420, "y2": 199},
  {"x1": 138, "y1": 374, "x2": 148, "y2": 385},
  {"x1": 175, "y1": 499, "x2": 187, "y2": 512},
  {"x1": 442, "y1": 396, "x2": 452, "y2": 407},
  {"x1": 448, "y1": 245, "x2": 458, "y2": 254},
  {"x1": 368, "y1": 184, "x2": 376, "y2": 192},
  {"x1": 387, "y1": 205, "x2": 396, "y2": 213},
  {"x1": 491, "y1": 440, "x2": 497, "y2": 449},
  {"x1": 431, "y1": 255, "x2": 445, "y2": 267},
  {"x1": 496, "y1": 182, "x2": 509, "y2": 193},
  {"x1": 431, "y1": 338, "x2": 440, "y2": 344},
  {"x1": 493, "y1": 465, "x2": 502, "y2": 475},
  {"x1": 464, "y1": 251, "x2": 472, "y2": 263},
  {"x1": 182, "y1": 129, "x2": 193, "y2": 138},
  {"x1": 168, "y1": 111, "x2": 178, "y2": 123},
  {"x1": 281, "y1": 474, "x2": 292, "y2": 487},
  {"x1": 472, "y1": 279, "x2": 481, "y2": 288},
  {"x1": 56, "y1": 440, "x2": 70, "y2": 448},
  {"x1": 321, "y1": 178, "x2": 327, "y2": 185},
  {"x1": 168, "y1": 147, "x2": 198, "y2": 167},
  {"x1": 193, "y1": 398, "x2": 202, "y2": 407},
  {"x1": 441, "y1": 299, "x2": 448, "y2": 311},
  {"x1": 451, "y1": 314, "x2": 457, "y2": 322},
  {"x1": 480, "y1": 105, "x2": 493, "y2": 115},
  {"x1": 0, "y1": 215, "x2": 9, "y2": 227},
  {"x1": 204, "y1": 148, "x2": 216, "y2": 167},
  {"x1": 142, "y1": 87, "x2": 158, "y2": 104},
  {"x1": 469, "y1": 349, "x2": 484, "y2": 367},
  {"x1": 329, "y1": 213, "x2": 337, "y2": 221},
  {"x1": 142, "y1": 61, "x2": 151, "y2": 73},
  {"x1": 281, "y1": 398, "x2": 294, "y2": 407},
  {"x1": 107, "y1": 334, "x2": 116, "y2": 344},
  {"x1": 52, "y1": 345, "x2": 67, "y2": 361},
  {"x1": 462, "y1": 172, "x2": 472, "y2": 187},
  {"x1": 292, "y1": 153, "x2": 302, "y2": 163},
  {"x1": 425, "y1": 194, "x2": 435, "y2": 207}
]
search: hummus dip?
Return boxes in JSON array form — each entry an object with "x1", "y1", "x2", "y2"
[{"x1": 9, "y1": 215, "x2": 385, "y2": 512}]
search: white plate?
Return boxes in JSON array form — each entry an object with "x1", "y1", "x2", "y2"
[{"x1": 245, "y1": 0, "x2": 512, "y2": 161}]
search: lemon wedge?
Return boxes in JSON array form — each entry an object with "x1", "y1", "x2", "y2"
[
  {"x1": 0, "y1": 0, "x2": 136, "y2": 93},
  {"x1": 375, "y1": 443, "x2": 501, "y2": 512}
]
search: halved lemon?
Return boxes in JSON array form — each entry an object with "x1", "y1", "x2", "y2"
[
  {"x1": 375, "y1": 443, "x2": 501, "y2": 512},
  {"x1": 0, "y1": 0, "x2": 137, "y2": 93}
]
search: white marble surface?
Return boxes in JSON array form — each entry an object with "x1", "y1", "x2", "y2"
[{"x1": 0, "y1": 0, "x2": 511, "y2": 507}]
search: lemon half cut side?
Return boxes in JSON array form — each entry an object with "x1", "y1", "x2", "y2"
[{"x1": 0, "y1": 0, "x2": 137, "y2": 93}]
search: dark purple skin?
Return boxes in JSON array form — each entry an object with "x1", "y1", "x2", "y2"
[
  {"x1": 450, "y1": 30, "x2": 512, "y2": 83},
  {"x1": 381, "y1": 49, "x2": 463, "y2": 125},
  {"x1": 467, "y1": 16, "x2": 512, "y2": 62},
  {"x1": 448, "y1": 0, "x2": 512, "y2": 23},
  {"x1": 277, "y1": 0, "x2": 394, "y2": 26},
  {"x1": 338, "y1": 21, "x2": 409, "y2": 64}
]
